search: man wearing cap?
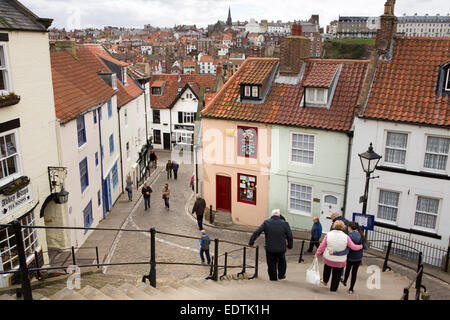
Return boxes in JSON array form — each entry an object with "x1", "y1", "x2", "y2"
[{"x1": 248, "y1": 209, "x2": 294, "y2": 281}]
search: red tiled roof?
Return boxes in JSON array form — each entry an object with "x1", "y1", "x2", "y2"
[
  {"x1": 151, "y1": 80, "x2": 165, "y2": 87},
  {"x1": 77, "y1": 44, "x2": 143, "y2": 108},
  {"x1": 149, "y1": 74, "x2": 216, "y2": 109},
  {"x1": 303, "y1": 62, "x2": 339, "y2": 88},
  {"x1": 183, "y1": 61, "x2": 197, "y2": 67},
  {"x1": 239, "y1": 58, "x2": 278, "y2": 85},
  {"x1": 202, "y1": 58, "x2": 369, "y2": 132},
  {"x1": 50, "y1": 51, "x2": 116, "y2": 124},
  {"x1": 363, "y1": 37, "x2": 450, "y2": 126},
  {"x1": 200, "y1": 55, "x2": 213, "y2": 63}
]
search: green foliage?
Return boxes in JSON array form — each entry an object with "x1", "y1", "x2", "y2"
[{"x1": 323, "y1": 38, "x2": 375, "y2": 60}]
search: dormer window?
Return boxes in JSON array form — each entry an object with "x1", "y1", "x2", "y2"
[
  {"x1": 437, "y1": 62, "x2": 450, "y2": 97},
  {"x1": 152, "y1": 87, "x2": 161, "y2": 95},
  {"x1": 446, "y1": 68, "x2": 450, "y2": 91},
  {"x1": 151, "y1": 80, "x2": 165, "y2": 96},
  {"x1": 305, "y1": 88, "x2": 328, "y2": 105},
  {"x1": 241, "y1": 84, "x2": 260, "y2": 100}
]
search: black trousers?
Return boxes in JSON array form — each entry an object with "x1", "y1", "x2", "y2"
[
  {"x1": 307, "y1": 236, "x2": 319, "y2": 252},
  {"x1": 323, "y1": 264, "x2": 344, "y2": 292},
  {"x1": 265, "y1": 251, "x2": 287, "y2": 281},
  {"x1": 196, "y1": 214, "x2": 203, "y2": 230},
  {"x1": 173, "y1": 170, "x2": 178, "y2": 180},
  {"x1": 343, "y1": 260, "x2": 361, "y2": 291}
]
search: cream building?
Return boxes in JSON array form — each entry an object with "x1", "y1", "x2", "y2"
[{"x1": 0, "y1": 1, "x2": 59, "y2": 287}]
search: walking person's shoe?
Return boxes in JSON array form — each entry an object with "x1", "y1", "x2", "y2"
[
  {"x1": 320, "y1": 280, "x2": 327, "y2": 287},
  {"x1": 341, "y1": 278, "x2": 347, "y2": 286},
  {"x1": 278, "y1": 275, "x2": 286, "y2": 280},
  {"x1": 348, "y1": 289, "x2": 354, "y2": 294}
]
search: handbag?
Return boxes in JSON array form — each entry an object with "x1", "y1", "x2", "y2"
[{"x1": 306, "y1": 257, "x2": 321, "y2": 286}]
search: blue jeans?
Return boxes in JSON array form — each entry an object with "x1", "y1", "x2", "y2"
[
  {"x1": 200, "y1": 249, "x2": 210, "y2": 264},
  {"x1": 127, "y1": 190, "x2": 132, "y2": 201},
  {"x1": 144, "y1": 197, "x2": 150, "y2": 210},
  {"x1": 164, "y1": 197, "x2": 169, "y2": 208}
]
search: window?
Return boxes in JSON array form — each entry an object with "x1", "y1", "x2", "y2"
[
  {"x1": 179, "y1": 112, "x2": 195, "y2": 124},
  {"x1": 111, "y1": 162, "x2": 119, "y2": 190},
  {"x1": 107, "y1": 99, "x2": 112, "y2": 118},
  {"x1": 291, "y1": 133, "x2": 314, "y2": 164},
  {"x1": 305, "y1": 88, "x2": 328, "y2": 104},
  {"x1": 414, "y1": 196, "x2": 439, "y2": 230},
  {"x1": 126, "y1": 142, "x2": 130, "y2": 159},
  {"x1": 151, "y1": 87, "x2": 162, "y2": 95},
  {"x1": 95, "y1": 152, "x2": 99, "y2": 166},
  {"x1": 79, "y1": 157, "x2": 89, "y2": 192},
  {"x1": 0, "y1": 131, "x2": 20, "y2": 183},
  {"x1": 424, "y1": 136, "x2": 449, "y2": 171},
  {"x1": 93, "y1": 110, "x2": 97, "y2": 124},
  {"x1": 0, "y1": 211, "x2": 39, "y2": 272},
  {"x1": 176, "y1": 132, "x2": 193, "y2": 145},
  {"x1": 385, "y1": 132, "x2": 408, "y2": 165},
  {"x1": 238, "y1": 173, "x2": 257, "y2": 205},
  {"x1": 289, "y1": 183, "x2": 312, "y2": 215},
  {"x1": 83, "y1": 201, "x2": 93, "y2": 233},
  {"x1": 0, "y1": 45, "x2": 10, "y2": 93},
  {"x1": 377, "y1": 190, "x2": 399, "y2": 222},
  {"x1": 244, "y1": 85, "x2": 251, "y2": 97},
  {"x1": 153, "y1": 130, "x2": 161, "y2": 144},
  {"x1": 109, "y1": 134, "x2": 114, "y2": 155},
  {"x1": 237, "y1": 126, "x2": 257, "y2": 158},
  {"x1": 444, "y1": 69, "x2": 450, "y2": 91},
  {"x1": 97, "y1": 190, "x2": 101, "y2": 207},
  {"x1": 76, "y1": 115, "x2": 86, "y2": 147},
  {"x1": 251, "y1": 86, "x2": 259, "y2": 98},
  {"x1": 124, "y1": 109, "x2": 128, "y2": 126},
  {"x1": 152, "y1": 110, "x2": 160, "y2": 124}
]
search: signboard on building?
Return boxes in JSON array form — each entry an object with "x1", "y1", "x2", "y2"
[
  {"x1": 0, "y1": 184, "x2": 33, "y2": 218},
  {"x1": 352, "y1": 212, "x2": 375, "y2": 231}
]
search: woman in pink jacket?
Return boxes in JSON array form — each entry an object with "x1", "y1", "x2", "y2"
[{"x1": 315, "y1": 220, "x2": 363, "y2": 292}]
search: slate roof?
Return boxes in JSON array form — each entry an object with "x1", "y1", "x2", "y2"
[
  {"x1": 149, "y1": 74, "x2": 216, "y2": 109},
  {"x1": 50, "y1": 51, "x2": 115, "y2": 124},
  {"x1": 0, "y1": 0, "x2": 52, "y2": 31},
  {"x1": 362, "y1": 37, "x2": 450, "y2": 127},
  {"x1": 202, "y1": 57, "x2": 369, "y2": 132}
]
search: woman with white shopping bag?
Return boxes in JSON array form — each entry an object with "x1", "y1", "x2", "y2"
[
  {"x1": 314, "y1": 220, "x2": 363, "y2": 292},
  {"x1": 306, "y1": 256, "x2": 321, "y2": 285}
]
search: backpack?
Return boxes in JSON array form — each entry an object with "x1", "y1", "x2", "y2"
[{"x1": 201, "y1": 235, "x2": 210, "y2": 250}]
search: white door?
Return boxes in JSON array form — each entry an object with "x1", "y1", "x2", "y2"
[{"x1": 320, "y1": 194, "x2": 339, "y2": 233}]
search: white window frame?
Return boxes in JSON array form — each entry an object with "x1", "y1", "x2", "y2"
[
  {"x1": 0, "y1": 129, "x2": 22, "y2": 186},
  {"x1": 376, "y1": 189, "x2": 401, "y2": 225},
  {"x1": 175, "y1": 132, "x2": 193, "y2": 145},
  {"x1": 288, "y1": 182, "x2": 313, "y2": 217},
  {"x1": 244, "y1": 85, "x2": 251, "y2": 97},
  {"x1": 305, "y1": 87, "x2": 328, "y2": 105},
  {"x1": 412, "y1": 195, "x2": 440, "y2": 232},
  {"x1": 289, "y1": 132, "x2": 315, "y2": 166},
  {"x1": 183, "y1": 112, "x2": 195, "y2": 124},
  {"x1": 444, "y1": 69, "x2": 449, "y2": 91},
  {"x1": 251, "y1": 86, "x2": 259, "y2": 98},
  {"x1": 383, "y1": 131, "x2": 409, "y2": 167},
  {"x1": 422, "y1": 134, "x2": 450, "y2": 173},
  {"x1": 0, "y1": 43, "x2": 12, "y2": 95}
]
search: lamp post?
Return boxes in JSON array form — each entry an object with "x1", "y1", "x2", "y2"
[{"x1": 358, "y1": 143, "x2": 382, "y2": 215}]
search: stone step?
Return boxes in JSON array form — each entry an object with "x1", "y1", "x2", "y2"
[
  {"x1": 50, "y1": 288, "x2": 88, "y2": 300},
  {"x1": 0, "y1": 294, "x2": 15, "y2": 300},
  {"x1": 99, "y1": 284, "x2": 133, "y2": 300},
  {"x1": 118, "y1": 283, "x2": 153, "y2": 300},
  {"x1": 78, "y1": 285, "x2": 112, "y2": 300}
]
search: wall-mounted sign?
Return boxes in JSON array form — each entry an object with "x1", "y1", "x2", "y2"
[
  {"x1": 174, "y1": 124, "x2": 194, "y2": 131},
  {"x1": 352, "y1": 212, "x2": 375, "y2": 231},
  {"x1": 0, "y1": 184, "x2": 33, "y2": 217}
]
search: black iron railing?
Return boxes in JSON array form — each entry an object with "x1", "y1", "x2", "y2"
[
  {"x1": 401, "y1": 264, "x2": 427, "y2": 300},
  {"x1": 0, "y1": 221, "x2": 259, "y2": 300}
]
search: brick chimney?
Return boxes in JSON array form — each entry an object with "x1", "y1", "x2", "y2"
[
  {"x1": 375, "y1": 0, "x2": 398, "y2": 52},
  {"x1": 279, "y1": 24, "x2": 310, "y2": 76},
  {"x1": 50, "y1": 40, "x2": 77, "y2": 58}
]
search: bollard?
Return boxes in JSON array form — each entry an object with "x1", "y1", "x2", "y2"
[
  {"x1": 149, "y1": 227, "x2": 157, "y2": 287},
  {"x1": 298, "y1": 240, "x2": 305, "y2": 263},
  {"x1": 95, "y1": 247, "x2": 100, "y2": 269},
  {"x1": 71, "y1": 246, "x2": 76, "y2": 266},
  {"x1": 212, "y1": 239, "x2": 219, "y2": 281},
  {"x1": 382, "y1": 240, "x2": 392, "y2": 272},
  {"x1": 209, "y1": 205, "x2": 214, "y2": 224}
]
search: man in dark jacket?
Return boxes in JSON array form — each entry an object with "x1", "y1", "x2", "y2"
[
  {"x1": 141, "y1": 183, "x2": 153, "y2": 211},
  {"x1": 172, "y1": 161, "x2": 179, "y2": 180},
  {"x1": 307, "y1": 217, "x2": 322, "y2": 253},
  {"x1": 199, "y1": 230, "x2": 211, "y2": 264},
  {"x1": 192, "y1": 195, "x2": 206, "y2": 230},
  {"x1": 249, "y1": 209, "x2": 294, "y2": 281},
  {"x1": 330, "y1": 211, "x2": 349, "y2": 234}
]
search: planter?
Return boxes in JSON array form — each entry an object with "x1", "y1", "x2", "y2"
[
  {"x1": 0, "y1": 176, "x2": 30, "y2": 196},
  {"x1": 0, "y1": 95, "x2": 20, "y2": 108}
]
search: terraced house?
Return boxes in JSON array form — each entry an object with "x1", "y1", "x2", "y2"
[
  {"x1": 201, "y1": 25, "x2": 369, "y2": 229},
  {"x1": 346, "y1": 1, "x2": 450, "y2": 256},
  {"x1": 0, "y1": 0, "x2": 58, "y2": 287}
]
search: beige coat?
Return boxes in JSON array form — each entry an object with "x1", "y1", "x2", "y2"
[{"x1": 162, "y1": 187, "x2": 170, "y2": 199}]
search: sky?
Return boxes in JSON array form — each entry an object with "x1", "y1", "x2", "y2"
[{"x1": 21, "y1": 0, "x2": 449, "y2": 31}]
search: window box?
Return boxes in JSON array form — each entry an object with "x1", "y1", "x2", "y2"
[
  {"x1": 0, "y1": 176, "x2": 30, "y2": 196},
  {"x1": 0, "y1": 93, "x2": 20, "y2": 108}
]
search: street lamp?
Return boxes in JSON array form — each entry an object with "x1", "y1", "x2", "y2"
[
  {"x1": 358, "y1": 143, "x2": 382, "y2": 214},
  {"x1": 40, "y1": 166, "x2": 69, "y2": 218}
]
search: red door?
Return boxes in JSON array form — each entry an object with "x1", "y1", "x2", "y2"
[{"x1": 216, "y1": 175, "x2": 231, "y2": 212}]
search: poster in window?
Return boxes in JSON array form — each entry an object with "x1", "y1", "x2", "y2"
[
  {"x1": 244, "y1": 86, "x2": 251, "y2": 97},
  {"x1": 238, "y1": 174, "x2": 256, "y2": 204},
  {"x1": 238, "y1": 127, "x2": 257, "y2": 158}
]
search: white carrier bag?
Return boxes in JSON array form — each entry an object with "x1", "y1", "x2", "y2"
[{"x1": 306, "y1": 257, "x2": 321, "y2": 285}]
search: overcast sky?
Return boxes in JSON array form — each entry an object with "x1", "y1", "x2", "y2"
[{"x1": 21, "y1": 0, "x2": 449, "y2": 30}]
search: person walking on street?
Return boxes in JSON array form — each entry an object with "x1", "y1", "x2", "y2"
[
  {"x1": 314, "y1": 220, "x2": 363, "y2": 292},
  {"x1": 199, "y1": 230, "x2": 211, "y2": 264},
  {"x1": 141, "y1": 183, "x2": 153, "y2": 211},
  {"x1": 192, "y1": 195, "x2": 206, "y2": 230},
  {"x1": 337, "y1": 222, "x2": 368, "y2": 294},
  {"x1": 126, "y1": 176, "x2": 134, "y2": 201},
  {"x1": 150, "y1": 151, "x2": 157, "y2": 168},
  {"x1": 166, "y1": 160, "x2": 173, "y2": 180},
  {"x1": 307, "y1": 217, "x2": 322, "y2": 253},
  {"x1": 162, "y1": 183, "x2": 170, "y2": 210},
  {"x1": 190, "y1": 175, "x2": 195, "y2": 191},
  {"x1": 249, "y1": 209, "x2": 293, "y2": 281},
  {"x1": 172, "y1": 161, "x2": 179, "y2": 180}
]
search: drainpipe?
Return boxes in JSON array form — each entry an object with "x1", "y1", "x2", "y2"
[
  {"x1": 117, "y1": 106, "x2": 125, "y2": 193},
  {"x1": 342, "y1": 131, "x2": 353, "y2": 219},
  {"x1": 97, "y1": 106, "x2": 106, "y2": 220}
]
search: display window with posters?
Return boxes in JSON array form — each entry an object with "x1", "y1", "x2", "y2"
[{"x1": 238, "y1": 173, "x2": 257, "y2": 205}]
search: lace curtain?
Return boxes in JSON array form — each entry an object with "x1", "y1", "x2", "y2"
[
  {"x1": 385, "y1": 132, "x2": 407, "y2": 164},
  {"x1": 377, "y1": 190, "x2": 399, "y2": 222},
  {"x1": 424, "y1": 136, "x2": 449, "y2": 170},
  {"x1": 414, "y1": 196, "x2": 439, "y2": 229}
]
